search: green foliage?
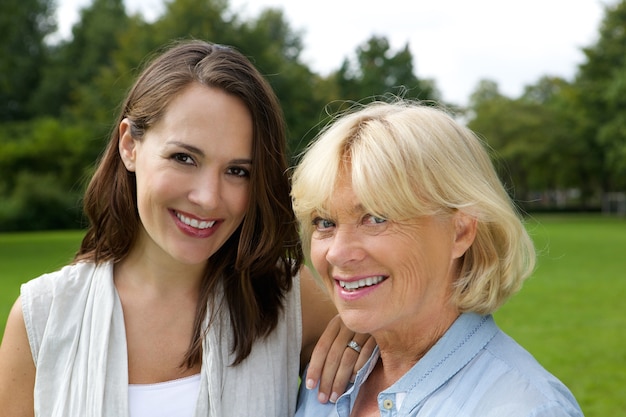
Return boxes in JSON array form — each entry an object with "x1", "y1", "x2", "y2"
[
  {"x1": 0, "y1": 118, "x2": 94, "y2": 187},
  {"x1": 0, "y1": 172, "x2": 83, "y2": 231},
  {"x1": 335, "y1": 36, "x2": 439, "y2": 106},
  {"x1": 154, "y1": 0, "x2": 230, "y2": 42},
  {"x1": 573, "y1": 0, "x2": 626, "y2": 192},
  {"x1": 468, "y1": 77, "x2": 592, "y2": 206},
  {"x1": 30, "y1": 0, "x2": 129, "y2": 120},
  {"x1": 0, "y1": 118, "x2": 93, "y2": 231},
  {"x1": 3, "y1": 0, "x2": 626, "y2": 230},
  {"x1": 0, "y1": 0, "x2": 456, "y2": 231},
  {"x1": 466, "y1": 1, "x2": 626, "y2": 203},
  {"x1": 234, "y1": 8, "x2": 326, "y2": 156},
  {"x1": 0, "y1": 0, "x2": 55, "y2": 120},
  {"x1": 64, "y1": 0, "x2": 131, "y2": 124}
]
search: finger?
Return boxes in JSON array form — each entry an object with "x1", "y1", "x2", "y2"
[
  {"x1": 328, "y1": 343, "x2": 363, "y2": 402},
  {"x1": 315, "y1": 318, "x2": 356, "y2": 403},
  {"x1": 336, "y1": 333, "x2": 370, "y2": 388},
  {"x1": 304, "y1": 315, "x2": 341, "y2": 391},
  {"x1": 353, "y1": 336, "x2": 376, "y2": 380}
]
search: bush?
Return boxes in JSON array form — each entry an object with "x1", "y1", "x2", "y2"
[{"x1": 0, "y1": 172, "x2": 83, "y2": 231}]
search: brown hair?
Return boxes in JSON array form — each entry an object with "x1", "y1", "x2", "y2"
[{"x1": 75, "y1": 40, "x2": 302, "y2": 365}]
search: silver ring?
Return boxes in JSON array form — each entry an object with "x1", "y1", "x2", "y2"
[{"x1": 347, "y1": 340, "x2": 362, "y2": 353}]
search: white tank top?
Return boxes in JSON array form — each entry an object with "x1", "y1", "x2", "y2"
[{"x1": 128, "y1": 374, "x2": 201, "y2": 417}]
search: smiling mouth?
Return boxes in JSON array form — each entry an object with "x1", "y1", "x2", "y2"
[
  {"x1": 338, "y1": 276, "x2": 387, "y2": 291},
  {"x1": 176, "y1": 212, "x2": 216, "y2": 230}
]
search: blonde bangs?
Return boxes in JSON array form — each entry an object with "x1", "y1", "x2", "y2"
[
  {"x1": 349, "y1": 119, "x2": 436, "y2": 221},
  {"x1": 292, "y1": 101, "x2": 536, "y2": 314}
]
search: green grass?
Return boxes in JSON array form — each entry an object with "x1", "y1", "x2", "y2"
[
  {"x1": 0, "y1": 230, "x2": 85, "y2": 335},
  {"x1": 0, "y1": 217, "x2": 624, "y2": 416},
  {"x1": 495, "y1": 215, "x2": 626, "y2": 417}
]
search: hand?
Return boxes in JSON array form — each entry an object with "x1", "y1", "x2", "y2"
[{"x1": 304, "y1": 314, "x2": 375, "y2": 403}]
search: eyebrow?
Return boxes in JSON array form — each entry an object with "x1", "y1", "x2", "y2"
[
  {"x1": 167, "y1": 141, "x2": 253, "y2": 165},
  {"x1": 168, "y1": 141, "x2": 204, "y2": 157},
  {"x1": 318, "y1": 203, "x2": 367, "y2": 219}
]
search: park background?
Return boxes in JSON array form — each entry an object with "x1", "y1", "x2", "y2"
[{"x1": 1, "y1": 0, "x2": 625, "y2": 415}]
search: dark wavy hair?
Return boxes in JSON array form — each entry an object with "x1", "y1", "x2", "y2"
[{"x1": 75, "y1": 39, "x2": 303, "y2": 366}]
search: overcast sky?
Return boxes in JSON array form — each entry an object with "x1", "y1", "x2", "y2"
[{"x1": 55, "y1": 0, "x2": 611, "y2": 105}]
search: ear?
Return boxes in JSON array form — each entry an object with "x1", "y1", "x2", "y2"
[
  {"x1": 118, "y1": 118, "x2": 137, "y2": 172},
  {"x1": 451, "y1": 211, "x2": 477, "y2": 259}
]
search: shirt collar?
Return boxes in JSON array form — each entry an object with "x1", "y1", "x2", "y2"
[
  {"x1": 346, "y1": 313, "x2": 497, "y2": 408},
  {"x1": 385, "y1": 313, "x2": 497, "y2": 404}
]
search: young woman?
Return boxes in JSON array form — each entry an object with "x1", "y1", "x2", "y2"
[{"x1": 0, "y1": 40, "x2": 369, "y2": 417}]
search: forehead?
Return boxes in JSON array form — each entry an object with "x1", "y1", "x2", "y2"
[
  {"x1": 319, "y1": 176, "x2": 369, "y2": 217},
  {"x1": 152, "y1": 84, "x2": 253, "y2": 152}
]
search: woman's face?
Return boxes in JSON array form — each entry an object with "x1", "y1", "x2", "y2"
[
  {"x1": 119, "y1": 83, "x2": 253, "y2": 268},
  {"x1": 309, "y1": 176, "x2": 472, "y2": 339}
]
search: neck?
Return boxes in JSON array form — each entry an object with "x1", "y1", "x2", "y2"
[
  {"x1": 115, "y1": 243, "x2": 205, "y2": 298},
  {"x1": 374, "y1": 309, "x2": 460, "y2": 384}
]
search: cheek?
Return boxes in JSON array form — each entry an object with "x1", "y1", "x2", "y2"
[
  {"x1": 133, "y1": 172, "x2": 151, "y2": 209},
  {"x1": 309, "y1": 239, "x2": 329, "y2": 276},
  {"x1": 135, "y1": 171, "x2": 169, "y2": 206},
  {"x1": 309, "y1": 241, "x2": 337, "y2": 295},
  {"x1": 225, "y1": 183, "x2": 250, "y2": 217}
]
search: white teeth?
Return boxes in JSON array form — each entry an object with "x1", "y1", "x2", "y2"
[
  {"x1": 339, "y1": 276, "x2": 385, "y2": 291},
  {"x1": 176, "y1": 213, "x2": 215, "y2": 229}
]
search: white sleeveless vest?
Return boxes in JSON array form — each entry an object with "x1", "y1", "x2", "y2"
[{"x1": 21, "y1": 261, "x2": 302, "y2": 417}]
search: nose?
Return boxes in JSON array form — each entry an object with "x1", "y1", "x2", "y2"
[
  {"x1": 325, "y1": 224, "x2": 366, "y2": 267},
  {"x1": 188, "y1": 170, "x2": 221, "y2": 209}
]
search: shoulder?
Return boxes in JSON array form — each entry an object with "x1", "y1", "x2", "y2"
[
  {"x1": 0, "y1": 296, "x2": 36, "y2": 415},
  {"x1": 471, "y1": 329, "x2": 583, "y2": 416},
  {"x1": 21, "y1": 262, "x2": 102, "y2": 313},
  {"x1": 22, "y1": 262, "x2": 99, "y2": 295},
  {"x1": 20, "y1": 262, "x2": 109, "y2": 360}
]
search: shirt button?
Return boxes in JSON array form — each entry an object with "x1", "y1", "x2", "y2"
[{"x1": 383, "y1": 399, "x2": 393, "y2": 410}]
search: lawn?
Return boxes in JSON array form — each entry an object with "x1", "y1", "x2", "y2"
[
  {"x1": 0, "y1": 215, "x2": 624, "y2": 416},
  {"x1": 495, "y1": 214, "x2": 626, "y2": 417},
  {"x1": 0, "y1": 230, "x2": 85, "y2": 331}
]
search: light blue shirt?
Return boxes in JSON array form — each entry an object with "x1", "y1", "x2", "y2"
[{"x1": 296, "y1": 313, "x2": 583, "y2": 417}]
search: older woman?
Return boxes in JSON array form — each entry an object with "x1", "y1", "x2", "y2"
[{"x1": 292, "y1": 101, "x2": 583, "y2": 417}]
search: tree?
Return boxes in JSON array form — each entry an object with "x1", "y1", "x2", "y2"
[
  {"x1": 574, "y1": 0, "x2": 626, "y2": 192},
  {"x1": 149, "y1": 0, "x2": 232, "y2": 45},
  {"x1": 520, "y1": 77, "x2": 598, "y2": 205},
  {"x1": 334, "y1": 36, "x2": 439, "y2": 107},
  {"x1": 468, "y1": 80, "x2": 532, "y2": 200},
  {"x1": 0, "y1": 0, "x2": 55, "y2": 120},
  {"x1": 234, "y1": 8, "x2": 328, "y2": 156},
  {"x1": 30, "y1": 0, "x2": 130, "y2": 119},
  {"x1": 0, "y1": 118, "x2": 91, "y2": 231},
  {"x1": 468, "y1": 76, "x2": 601, "y2": 209},
  {"x1": 66, "y1": 0, "x2": 237, "y2": 130}
]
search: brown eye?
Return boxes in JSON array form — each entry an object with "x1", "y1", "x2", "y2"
[
  {"x1": 172, "y1": 153, "x2": 195, "y2": 165},
  {"x1": 227, "y1": 166, "x2": 250, "y2": 178}
]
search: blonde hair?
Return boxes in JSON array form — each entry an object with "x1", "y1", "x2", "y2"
[{"x1": 291, "y1": 101, "x2": 535, "y2": 314}]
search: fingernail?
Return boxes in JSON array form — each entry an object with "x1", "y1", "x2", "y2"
[
  {"x1": 329, "y1": 392, "x2": 339, "y2": 403},
  {"x1": 318, "y1": 392, "x2": 328, "y2": 403},
  {"x1": 350, "y1": 373, "x2": 356, "y2": 383},
  {"x1": 305, "y1": 378, "x2": 315, "y2": 390}
]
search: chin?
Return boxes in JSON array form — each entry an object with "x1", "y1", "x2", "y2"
[
  {"x1": 169, "y1": 249, "x2": 211, "y2": 266},
  {"x1": 339, "y1": 313, "x2": 375, "y2": 335}
]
